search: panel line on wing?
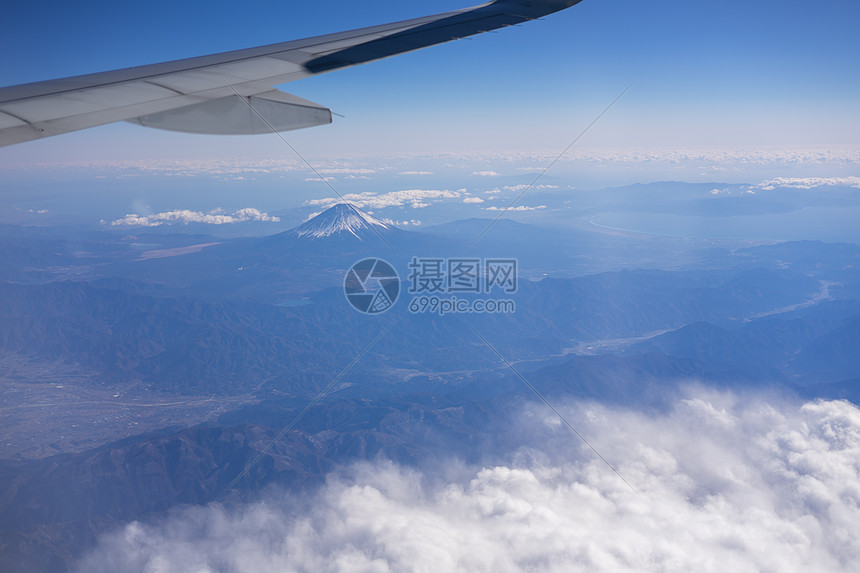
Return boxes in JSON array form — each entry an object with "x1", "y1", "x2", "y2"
[
  {"x1": 141, "y1": 80, "x2": 186, "y2": 96},
  {"x1": 0, "y1": 109, "x2": 29, "y2": 128}
]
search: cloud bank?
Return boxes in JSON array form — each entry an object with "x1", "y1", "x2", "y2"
[
  {"x1": 110, "y1": 208, "x2": 279, "y2": 227},
  {"x1": 754, "y1": 176, "x2": 860, "y2": 190},
  {"x1": 484, "y1": 205, "x2": 546, "y2": 212},
  {"x1": 79, "y1": 392, "x2": 860, "y2": 572},
  {"x1": 5, "y1": 146, "x2": 858, "y2": 176},
  {"x1": 307, "y1": 189, "x2": 465, "y2": 210}
]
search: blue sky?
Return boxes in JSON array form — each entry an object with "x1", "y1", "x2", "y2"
[{"x1": 1, "y1": 0, "x2": 858, "y2": 162}]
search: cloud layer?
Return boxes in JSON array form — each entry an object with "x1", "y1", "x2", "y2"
[
  {"x1": 484, "y1": 205, "x2": 546, "y2": 211},
  {"x1": 110, "y1": 208, "x2": 279, "y2": 227},
  {"x1": 79, "y1": 392, "x2": 860, "y2": 572},
  {"x1": 754, "y1": 176, "x2": 860, "y2": 190},
  {"x1": 307, "y1": 189, "x2": 465, "y2": 210}
]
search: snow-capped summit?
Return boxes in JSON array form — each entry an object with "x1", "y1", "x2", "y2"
[{"x1": 293, "y1": 203, "x2": 393, "y2": 240}]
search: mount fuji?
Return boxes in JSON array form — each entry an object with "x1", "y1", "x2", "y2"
[{"x1": 293, "y1": 203, "x2": 396, "y2": 241}]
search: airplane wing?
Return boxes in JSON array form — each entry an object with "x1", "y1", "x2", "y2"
[{"x1": 0, "y1": 0, "x2": 583, "y2": 147}]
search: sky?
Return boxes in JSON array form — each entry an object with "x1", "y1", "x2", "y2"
[
  {"x1": 1, "y1": 0, "x2": 859, "y2": 163},
  {"x1": 1, "y1": 0, "x2": 859, "y2": 235}
]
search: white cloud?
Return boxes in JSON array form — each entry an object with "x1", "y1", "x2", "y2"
[
  {"x1": 501, "y1": 184, "x2": 559, "y2": 192},
  {"x1": 110, "y1": 208, "x2": 279, "y2": 227},
  {"x1": 380, "y1": 218, "x2": 422, "y2": 226},
  {"x1": 317, "y1": 168, "x2": 376, "y2": 175},
  {"x1": 500, "y1": 184, "x2": 529, "y2": 192},
  {"x1": 2, "y1": 158, "x2": 306, "y2": 177},
  {"x1": 463, "y1": 197, "x2": 485, "y2": 204},
  {"x1": 307, "y1": 189, "x2": 465, "y2": 210},
  {"x1": 5, "y1": 147, "x2": 859, "y2": 175},
  {"x1": 551, "y1": 147, "x2": 860, "y2": 166},
  {"x1": 472, "y1": 170, "x2": 500, "y2": 176},
  {"x1": 754, "y1": 176, "x2": 860, "y2": 190},
  {"x1": 484, "y1": 205, "x2": 546, "y2": 211},
  {"x1": 79, "y1": 392, "x2": 860, "y2": 573}
]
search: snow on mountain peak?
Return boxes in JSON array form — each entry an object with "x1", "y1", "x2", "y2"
[{"x1": 294, "y1": 203, "x2": 393, "y2": 240}]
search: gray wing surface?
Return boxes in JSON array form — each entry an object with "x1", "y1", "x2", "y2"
[{"x1": 0, "y1": 0, "x2": 582, "y2": 147}]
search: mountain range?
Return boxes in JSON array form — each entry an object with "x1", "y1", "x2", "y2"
[{"x1": 2, "y1": 206, "x2": 860, "y2": 572}]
